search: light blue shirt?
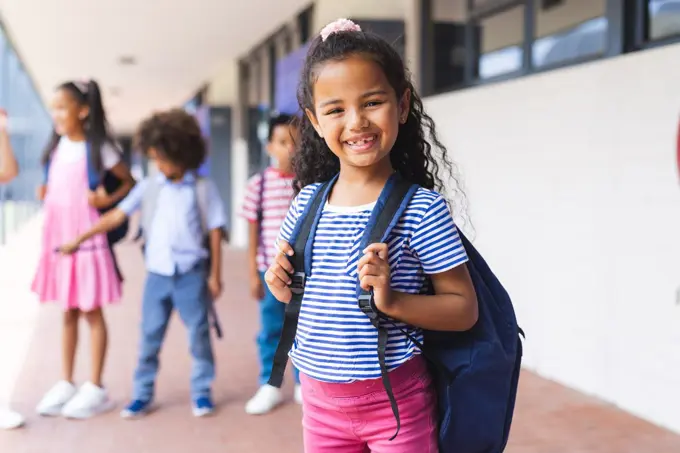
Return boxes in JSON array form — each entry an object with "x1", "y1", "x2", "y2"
[{"x1": 118, "y1": 172, "x2": 226, "y2": 276}]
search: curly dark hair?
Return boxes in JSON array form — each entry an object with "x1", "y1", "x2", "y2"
[
  {"x1": 294, "y1": 28, "x2": 468, "y2": 221},
  {"x1": 134, "y1": 108, "x2": 206, "y2": 170}
]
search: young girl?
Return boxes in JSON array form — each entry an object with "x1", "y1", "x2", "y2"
[
  {"x1": 31, "y1": 79, "x2": 135, "y2": 419},
  {"x1": 265, "y1": 19, "x2": 478, "y2": 452}
]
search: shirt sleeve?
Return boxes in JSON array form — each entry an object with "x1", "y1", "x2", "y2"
[
  {"x1": 409, "y1": 194, "x2": 468, "y2": 274},
  {"x1": 117, "y1": 178, "x2": 148, "y2": 215},
  {"x1": 101, "y1": 142, "x2": 122, "y2": 170},
  {"x1": 204, "y1": 179, "x2": 227, "y2": 231},
  {"x1": 276, "y1": 186, "x2": 311, "y2": 245},
  {"x1": 240, "y1": 173, "x2": 263, "y2": 223}
]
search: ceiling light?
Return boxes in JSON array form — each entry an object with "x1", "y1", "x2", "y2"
[{"x1": 118, "y1": 55, "x2": 137, "y2": 66}]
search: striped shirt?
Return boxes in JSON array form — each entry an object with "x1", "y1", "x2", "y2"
[
  {"x1": 241, "y1": 167, "x2": 295, "y2": 272},
  {"x1": 278, "y1": 183, "x2": 469, "y2": 383}
]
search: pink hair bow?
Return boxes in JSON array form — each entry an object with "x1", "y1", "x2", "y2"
[{"x1": 320, "y1": 18, "x2": 362, "y2": 41}]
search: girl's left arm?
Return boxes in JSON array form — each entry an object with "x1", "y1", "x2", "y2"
[
  {"x1": 358, "y1": 194, "x2": 478, "y2": 331},
  {"x1": 359, "y1": 242, "x2": 478, "y2": 332},
  {"x1": 388, "y1": 265, "x2": 478, "y2": 331}
]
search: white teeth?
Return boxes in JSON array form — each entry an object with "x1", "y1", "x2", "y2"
[{"x1": 348, "y1": 136, "x2": 375, "y2": 146}]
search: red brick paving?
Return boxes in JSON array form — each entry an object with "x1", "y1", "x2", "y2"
[{"x1": 1, "y1": 242, "x2": 679, "y2": 452}]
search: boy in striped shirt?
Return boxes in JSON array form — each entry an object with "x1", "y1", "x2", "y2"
[{"x1": 241, "y1": 114, "x2": 301, "y2": 415}]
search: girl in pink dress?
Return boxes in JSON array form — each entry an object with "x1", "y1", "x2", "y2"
[{"x1": 31, "y1": 80, "x2": 135, "y2": 419}]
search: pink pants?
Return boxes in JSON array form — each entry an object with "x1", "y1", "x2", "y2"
[{"x1": 300, "y1": 356, "x2": 438, "y2": 453}]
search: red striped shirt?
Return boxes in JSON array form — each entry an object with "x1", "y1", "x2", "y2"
[{"x1": 241, "y1": 167, "x2": 295, "y2": 271}]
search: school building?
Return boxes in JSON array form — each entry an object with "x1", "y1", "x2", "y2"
[{"x1": 0, "y1": 0, "x2": 678, "y2": 448}]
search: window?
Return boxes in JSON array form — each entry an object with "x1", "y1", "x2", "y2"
[
  {"x1": 648, "y1": 0, "x2": 680, "y2": 41},
  {"x1": 472, "y1": 0, "x2": 513, "y2": 11},
  {"x1": 533, "y1": 0, "x2": 607, "y2": 68},
  {"x1": 283, "y1": 32, "x2": 292, "y2": 54},
  {"x1": 298, "y1": 6, "x2": 313, "y2": 43},
  {"x1": 477, "y1": 5, "x2": 525, "y2": 79},
  {"x1": 423, "y1": 0, "x2": 680, "y2": 97},
  {"x1": 0, "y1": 24, "x2": 52, "y2": 243}
]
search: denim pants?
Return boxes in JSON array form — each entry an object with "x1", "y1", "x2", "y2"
[
  {"x1": 133, "y1": 262, "x2": 215, "y2": 401},
  {"x1": 258, "y1": 271, "x2": 300, "y2": 385}
]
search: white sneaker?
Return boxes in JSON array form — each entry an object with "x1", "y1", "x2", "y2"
[
  {"x1": 61, "y1": 382, "x2": 114, "y2": 419},
  {"x1": 36, "y1": 380, "x2": 77, "y2": 416},
  {"x1": 294, "y1": 384, "x2": 303, "y2": 405},
  {"x1": 245, "y1": 384, "x2": 283, "y2": 415},
  {"x1": 0, "y1": 407, "x2": 24, "y2": 429}
]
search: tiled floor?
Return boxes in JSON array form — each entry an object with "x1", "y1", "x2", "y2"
[{"x1": 1, "y1": 242, "x2": 678, "y2": 452}]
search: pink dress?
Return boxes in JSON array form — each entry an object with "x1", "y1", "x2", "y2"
[{"x1": 31, "y1": 145, "x2": 122, "y2": 311}]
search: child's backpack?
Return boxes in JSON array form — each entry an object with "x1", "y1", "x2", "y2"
[
  {"x1": 139, "y1": 175, "x2": 224, "y2": 339},
  {"x1": 256, "y1": 170, "x2": 266, "y2": 244},
  {"x1": 269, "y1": 173, "x2": 524, "y2": 453},
  {"x1": 43, "y1": 142, "x2": 129, "y2": 246}
]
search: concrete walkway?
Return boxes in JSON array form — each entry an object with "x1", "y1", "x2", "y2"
[{"x1": 0, "y1": 218, "x2": 679, "y2": 452}]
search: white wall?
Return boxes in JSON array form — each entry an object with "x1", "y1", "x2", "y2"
[
  {"x1": 206, "y1": 60, "x2": 238, "y2": 106},
  {"x1": 425, "y1": 44, "x2": 680, "y2": 433},
  {"x1": 314, "y1": 0, "x2": 405, "y2": 31}
]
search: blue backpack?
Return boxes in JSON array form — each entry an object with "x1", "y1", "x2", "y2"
[
  {"x1": 269, "y1": 173, "x2": 524, "y2": 453},
  {"x1": 44, "y1": 142, "x2": 129, "y2": 246}
]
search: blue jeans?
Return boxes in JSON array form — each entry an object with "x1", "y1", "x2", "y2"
[
  {"x1": 133, "y1": 262, "x2": 215, "y2": 401},
  {"x1": 258, "y1": 271, "x2": 300, "y2": 385}
]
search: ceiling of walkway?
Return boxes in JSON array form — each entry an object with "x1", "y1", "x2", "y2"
[{"x1": 0, "y1": 0, "x2": 310, "y2": 133}]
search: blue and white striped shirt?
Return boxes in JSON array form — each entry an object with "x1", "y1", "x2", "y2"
[{"x1": 277, "y1": 184, "x2": 469, "y2": 383}]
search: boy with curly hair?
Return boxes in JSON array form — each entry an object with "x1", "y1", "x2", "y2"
[{"x1": 59, "y1": 108, "x2": 226, "y2": 419}]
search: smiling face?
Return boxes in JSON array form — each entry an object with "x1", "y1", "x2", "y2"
[
  {"x1": 49, "y1": 87, "x2": 88, "y2": 137},
  {"x1": 306, "y1": 55, "x2": 410, "y2": 172}
]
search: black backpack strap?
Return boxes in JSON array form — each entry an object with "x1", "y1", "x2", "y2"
[
  {"x1": 357, "y1": 175, "x2": 418, "y2": 441},
  {"x1": 268, "y1": 181, "x2": 330, "y2": 388}
]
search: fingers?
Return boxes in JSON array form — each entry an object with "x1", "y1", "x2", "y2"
[
  {"x1": 357, "y1": 244, "x2": 389, "y2": 274},
  {"x1": 357, "y1": 243, "x2": 390, "y2": 292},
  {"x1": 263, "y1": 269, "x2": 292, "y2": 303},
  {"x1": 264, "y1": 266, "x2": 291, "y2": 289},
  {"x1": 276, "y1": 240, "x2": 294, "y2": 257},
  {"x1": 358, "y1": 263, "x2": 381, "y2": 280},
  {"x1": 363, "y1": 243, "x2": 389, "y2": 260},
  {"x1": 274, "y1": 251, "x2": 294, "y2": 274},
  {"x1": 357, "y1": 252, "x2": 384, "y2": 270},
  {"x1": 357, "y1": 243, "x2": 389, "y2": 269},
  {"x1": 359, "y1": 274, "x2": 389, "y2": 292}
]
